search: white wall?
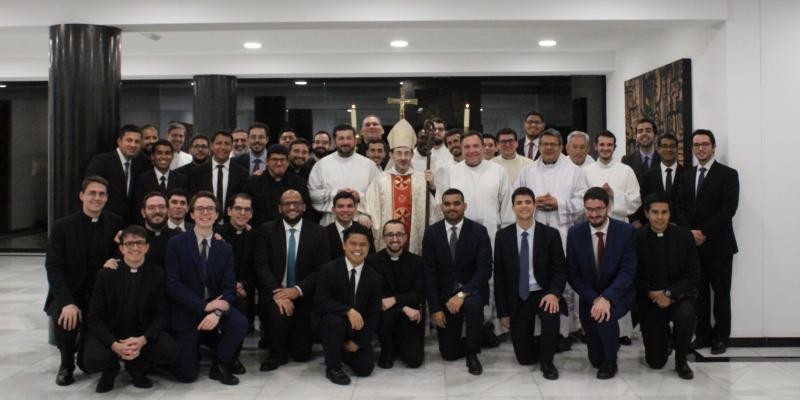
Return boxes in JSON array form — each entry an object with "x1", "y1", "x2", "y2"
[{"x1": 607, "y1": 0, "x2": 800, "y2": 337}]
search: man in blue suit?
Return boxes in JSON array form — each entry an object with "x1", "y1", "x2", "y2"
[
  {"x1": 165, "y1": 191, "x2": 248, "y2": 385},
  {"x1": 566, "y1": 187, "x2": 637, "y2": 379},
  {"x1": 423, "y1": 188, "x2": 492, "y2": 375}
]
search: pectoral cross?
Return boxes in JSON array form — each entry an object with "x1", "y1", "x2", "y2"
[{"x1": 387, "y1": 85, "x2": 418, "y2": 119}]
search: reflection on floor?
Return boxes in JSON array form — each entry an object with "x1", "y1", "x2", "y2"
[
  {"x1": 3, "y1": 254, "x2": 800, "y2": 399},
  {"x1": 0, "y1": 230, "x2": 46, "y2": 252}
]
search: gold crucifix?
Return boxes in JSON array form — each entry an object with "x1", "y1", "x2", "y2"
[{"x1": 387, "y1": 85, "x2": 418, "y2": 119}]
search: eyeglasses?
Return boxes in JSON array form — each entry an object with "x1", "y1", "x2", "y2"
[
  {"x1": 383, "y1": 232, "x2": 407, "y2": 238},
  {"x1": 231, "y1": 206, "x2": 252, "y2": 214},
  {"x1": 193, "y1": 206, "x2": 217, "y2": 214},
  {"x1": 122, "y1": 240, "x2": 147, "y2": 249},
  {"x1": 692, "y1": 142, "x2": 713, "y2": 148},
  {"x1": 585, "y1": 206, "x2": 607, "y2": 215}
]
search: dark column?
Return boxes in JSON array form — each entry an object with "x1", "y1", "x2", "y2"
[
  {"x1": 49, "y1": 24, "x2": 121, "y2": 225},
  {"x1": 193, "y1": 75, "x2": 237, "y2": 136}
]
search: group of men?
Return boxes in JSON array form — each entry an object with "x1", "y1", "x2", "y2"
[{"x1": 44, "y1": 112, "x2": 739, "y2": 393}]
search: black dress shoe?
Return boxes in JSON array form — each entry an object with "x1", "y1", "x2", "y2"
[
  {"x1": 377, "y1": 353, "x2": 394, "y2": 369},
  {"x1": 540, "y1": 361, "x2": 559, "y2": 380},
  {"x1": 259, "y1": 355, "x2": 288, "y2": 371},
  {"x1": 230, "y1": 358, "x2": 246, "y2": 375},
  {"x1": 131, "y1": 374, "x2": 153, "y2": 389},
  {"x1": 95, "y1": 364, "x2": 120, "y2": 393},
  {"x1": 675, "y1": 363, "x2": 694, "y2": 380},
  {"x1": 209, "y1": 362, "x2": 240, "y2": 385},
  {"x1": 55, "y1": 367, "x2": 75, "y2": 386},
  {"x1": 482, "y1": 323, "x2": 500, "y2": 348},
  {"x1": 690, "y1": 337, "x2": 712, "y2": 350},
  {"x1": 596, "y1": 362, "x2": 617, "y2": 379},
  {"x1": 326, "y1": 367, "x2": 351, "y2": 385},
  {"x1": 619, "y1": 336, "x2": 632, "y2": 346},
  {"x1": 710, "y1": 340, "x2": 727, "y2": 355},
  {"x1": 466, "y1": 353, "x2": 483, "y2": 376}
]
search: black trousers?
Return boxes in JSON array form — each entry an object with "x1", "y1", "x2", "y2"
[
  {"x1": 234, "y1": 282, "x2": 257, "y2": 328},
  {"x1": 172, "y1": 308, "x2": 249, "y2": 383},
  {"x1": 320, "y1": 313, "x2": 375, "y2": 376},
  {"x1": 51, "y1": 302, "x2": 89, "y2": 371},
  {"x1": 695, "y1": 251, "x2": 733, "y2": 343},
  {"x1": 579, "y1": 301, "x2": 626, "y2": 367},
  {"x1": 264, "y1": 298, "x2": 314, "y2": 361},
  {"x1": 509, "y1": 290, "x2": 561, "y2": 365},
  {"x1": 82, "y1": 332, "x2": 179, "y2": 374},
  {"x1": 436, "y1": 292, "x2": 484, "y2": 361},
  {"x1": 639, "y1": 298, "x2": 695, "y2": 368},
  {"x1": 377, "y1": 305, "x2": 424, "y2": 368}
]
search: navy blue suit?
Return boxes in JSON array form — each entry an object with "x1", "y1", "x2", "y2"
[
  {"x1": 165, "y1": 230, "x2": 248, "y2": 382},
  {"x1": 422, "y1": 218, "x2": 492, "y2": 360},
  {"x1": 566, "y1": 219, "x2": 636, "y2": 366}
]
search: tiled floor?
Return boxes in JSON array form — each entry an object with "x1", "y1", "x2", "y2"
[{"x1": 3, "y1": 254, "x2": 800, "y2": 399}]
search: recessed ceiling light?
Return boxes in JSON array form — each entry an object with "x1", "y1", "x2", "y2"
[
  {"x1": 538, "y1": 39, "x2": 557, "y2": 47},
  {"x1": 243, "y1": 42, "x2": 262, "y2": 49},
  {"x1": 0, "y1": 84, "x2": 6, "y2": 88},
  {"x1": 390, "y1": 40, "x2": 408, "y2": 48},
  {"x1": 294, "y1": 81, "x2": 307, "y2": 86}
]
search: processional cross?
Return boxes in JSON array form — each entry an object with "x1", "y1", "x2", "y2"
[{"x1": 387, "y1": 85, "x2": 418, "y2": 119}]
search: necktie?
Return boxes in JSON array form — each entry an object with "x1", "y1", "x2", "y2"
[
  {"x1": 643, "y1": 155, "x2": 650, "y2": 169},
  {"x1": 124, "y1": 161, "x2": 131, "y2": 195},
  {"x1": 519, "y1": 231, "x2": 530, "y2": 300},
  {"x1": 348, "y1": 268, "x2": 357, "y2": 306},
  {"x1": 595, "y1": 232, "x2": 605, "y2": 273},
  {"x1": 286, "y1": 228, "x2": 297, "y2": 287},
  {"x1": 449, "y1": 226, "x2": 458, "y2": 261},
  {"x1": 216, "y1": 165, "x2": 224, "y2": 210},
  {"x1": 159, "y1": 175, "x2": 167, "y2": 192},
  {"x1": 697, "y1": 167, "x2": 707, "y2": 193},
  {"x1": 200, "y1": 238, "x2": 209, "y2": 275},
  {"x1": 527, "y1": 142, "x2": 534, "y2": 159},
  {"x1": 252, "y1": 159, "x2": 262, "y2": 175},
  {"x1": 665, "y1": 167, "x2": 673, "y2": 194}
]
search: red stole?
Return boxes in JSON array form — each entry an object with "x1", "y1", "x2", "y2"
[{"x1": 391, "y1": 174, "x2": 413, "y2": 250}]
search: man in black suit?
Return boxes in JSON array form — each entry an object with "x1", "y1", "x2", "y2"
[
  {"x1": 289, "y1": 138, "x2": 315, "y2": 180},
  {"x1": 244, "y1": 144, "x2": 314, "y2": 227},
  {"x1": 45, "y1": 176, "x2": 125, "y2": 386},
  {"x1": 232, "y1": 122, "x2": 269, "y2": 175},
  {"x1": 83, "y1": 225, "x2": 178, "y2": 393},
  {"x1": 423, "y1": 188, "x2": 492, "y2": 375},
  {"x1": 326, "y1": 191, "x2": 376, "y2": 260},
  {"x1": 636, "y1": 192, "x2": 699, "y2": 380},
  {"x1": 316, "y1": 224, "x2": 383, "y2": 385},
  {"x1": 257, "y1": 189, "x2": 330, "y2": 371},
  {"x1": 166, "y1": 188, "x2": 193, "y2": 232},
  {"x1": 494, "y1": 187, "x2": 566, "y2": 380},
  {"x1": 517, "y1": 111, "x2": 545, "y2": 160},
  {"x1": 133, "y1": 139, "x2": 188, "y2": 211},
  {"x1": 174, "y1": 134, "x2": 211, "y2": 177},
  {"x1": 85, "y1": 124, "x2": 148, "y2": 223},
  {"x1": 636, "y1": 133, "x2": 684, "y2": 225},
  {"x1": 368, "y1": 220, "x2": 425, "y2": 369},
  {"x1": 675, "y1": 129, "x2": 739, "y2": 355},
  {"x1": 622, "y1": 118, "x2": 661, "y2": 181},
  {"x1": 187, "y1": 130, "x2": 248, "y2": 224}
]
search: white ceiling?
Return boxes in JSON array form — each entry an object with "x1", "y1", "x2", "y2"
[{"x1": 0, "y1": 0, "x2": 727, "y2": 80}]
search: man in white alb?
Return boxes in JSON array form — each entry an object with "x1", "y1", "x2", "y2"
[
  {"x1": 493, "y1": 128, "x2": 533, "y2": 183},
  {"x1": 566, "y1": 131, "x2": 595, "y2": 169}
]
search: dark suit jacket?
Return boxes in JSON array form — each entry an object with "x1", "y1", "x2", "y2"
[
  {"x1": 422, "y1": 218, "x2": 492, "y2": 314},
  {"x1": 367, "y1": 250, "x2": 425, "y2": 310},
  {"x1": 566, "y1": 219, "x2": 637, "y2": 313},
  {"x1": 215, "y1": 223, "x2": 268, "y2": 288},
  {"x1": 256, "y1": 219, "x2": 330, "y2": 297},
  {"x1": 517, "y1": 139, "x2": 540, "y2": 160},
  {"x1": 133, "y1": 169, "x2": 189, "y2": 210},
  {"x1": 635, "y1": 224, "x2": 699, "y2": 303},
  {"x1": 634, "y1": 163, "x2": 684, "y2": 224},
  {"x1": 87, "y1": 262, "x2": 169, "y2": 347},
  {"x1": 187, "y1": 160, "x2": 248, "y2": 219},
  {"x1": 85, "y1": 150, "x2": 148, "y2": 222},
  {"x1": 243, "y1": 172, "x2": 314, "y2": 227},
  {"x1": 325, "y1": 221, "x2": 376, "y2": 260},
  {"x1": 174, "y1": 160, "x2": 205, "y2": 177},
  {"x1": 165, "y1": 230, "x2": 237, "y2": 332},
  {"x1": 44, "y1": 211, "x2": 125, "y2": 315},
  {"x1": 494, "y1": 222, "x2": 568, "y2": 319},
  {"x1": 144, "y1": 227, "x2": 178, "y2": 268},
  {"x1": 314, "y1": 258, "x2": 382, "y2": 348},
  {"x1": 622, "y1": 150, "x2": 661, "y2": 181},
  {"x1": 675, "y1": 161, "x2": 739, "y2": 255}
]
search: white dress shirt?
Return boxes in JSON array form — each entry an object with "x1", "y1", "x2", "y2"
[
  {"x1": 211, "y1": 158, "x2": 231, "y2": 207},
  {"x1": 345, "y1": 257, "x2": 365, "y2": 298}
]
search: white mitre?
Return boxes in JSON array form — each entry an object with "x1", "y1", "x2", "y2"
[{"x1": 386, "y1": 119, "x2": 417, "y2": 150}]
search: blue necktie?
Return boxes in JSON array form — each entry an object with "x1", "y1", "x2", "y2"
[
  {"x1": 286, "y1": 228, "x2": 297, "y2": 287},
  {"x1": 697, "y1": 167, "x2": 707, "y2": 193},
  {"x1": 643, "y1": 155, "x2": 650, "y2": 169},
  {"x1": 519, "y1": 231, "x2": 530, "y2": 300}
]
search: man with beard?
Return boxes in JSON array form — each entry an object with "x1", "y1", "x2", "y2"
[
  {"x1": 233, "y1": 122, "x2": 269, "y2": 176},
  {"x1": 166, "y1": 189, "x2": 192, "y2": 232},
  {"x1": 366, "y1": 139, "x2": 388, "y2": 169},
  {"x1": 244, "y1": 144, "x2": 314, "y2": 227},
  {"x1": 566, "y1": 187, "x2": 636, "y2": 379},
  {"x1": 138, "y1": 192, "x2": 174, "y2": 267},
  {"x1": 175, "y1": 135, "x2": 211, "y2": 177},
  {"x1": 230, "y1": 128, "x2": 249, "y2": 158},
  {"x1": 517, "y1": 111, "x2": 545, "y2": 160},
  {"x1": 430, "y1": 118, "x2": 454, "y2": 164},
  {"x1": 445, "y1": 128, "x2": 464, "y2": 163},
  {"x1": 326, "y1": 191, "x2": 376, "y2": 260},
  {"x1": 368, "y1": 220, "x2": 425, "y2": 369},
  {"x1": 493, "y1": 128, "x2": 533, "y2": 183},
  {"x1": 312, "y1": 130, "x2": 333, "y2": 160},
  {"x1": 139, "y1": 124, "x2": 160, "y2": 166},
  {"x1": 134, "y1": 139, "x2": 188, "y2": 212},
  {"x1": 357, "y1": 115, "x2": 386, "y2": 155},
  {"x1": 167, "y1": 122, "x2": 193, "y2": 170},
  {"x1": 288, "y1": 138, "x2": 315, "y2": 180},
  {"x1": 309, "y1": 124, "x2": 382, "y2": 226},
  {"x1": 187, "y1": 130, "x2": 249, "y2": 224},
  {"x1": 622, "y1": 118, "x2": 660, "y2": 180},
  {"x1": 257, "y1": 190, "x2": 330, "y2": 371},
  {"x1": 584, "y1": 131, "x2": 641, "y2": 222},
  {"x1": 566, "y1": 131, "x2": 595, "y2": 169},
  {"x1": 365, "y1": 119, "x2": 441, "y2": 255}
]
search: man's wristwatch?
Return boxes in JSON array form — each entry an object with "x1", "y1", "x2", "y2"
[
  {"x1": 456, "y1": 291, "x2": 467, "y2": 299},
  {"x1": 212, "y1": 309, "x2": 223, "y2": 317},
  {"x1": 664, "y1": 289, "x2": 672, "y2": 299}
]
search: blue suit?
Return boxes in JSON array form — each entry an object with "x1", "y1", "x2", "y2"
[
  {"x1": 165, "y1": 230, "x2": 248, "y2": 382},
  {"x1": 566, "y1": 219, "x2": 636, "y2": 366}
]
